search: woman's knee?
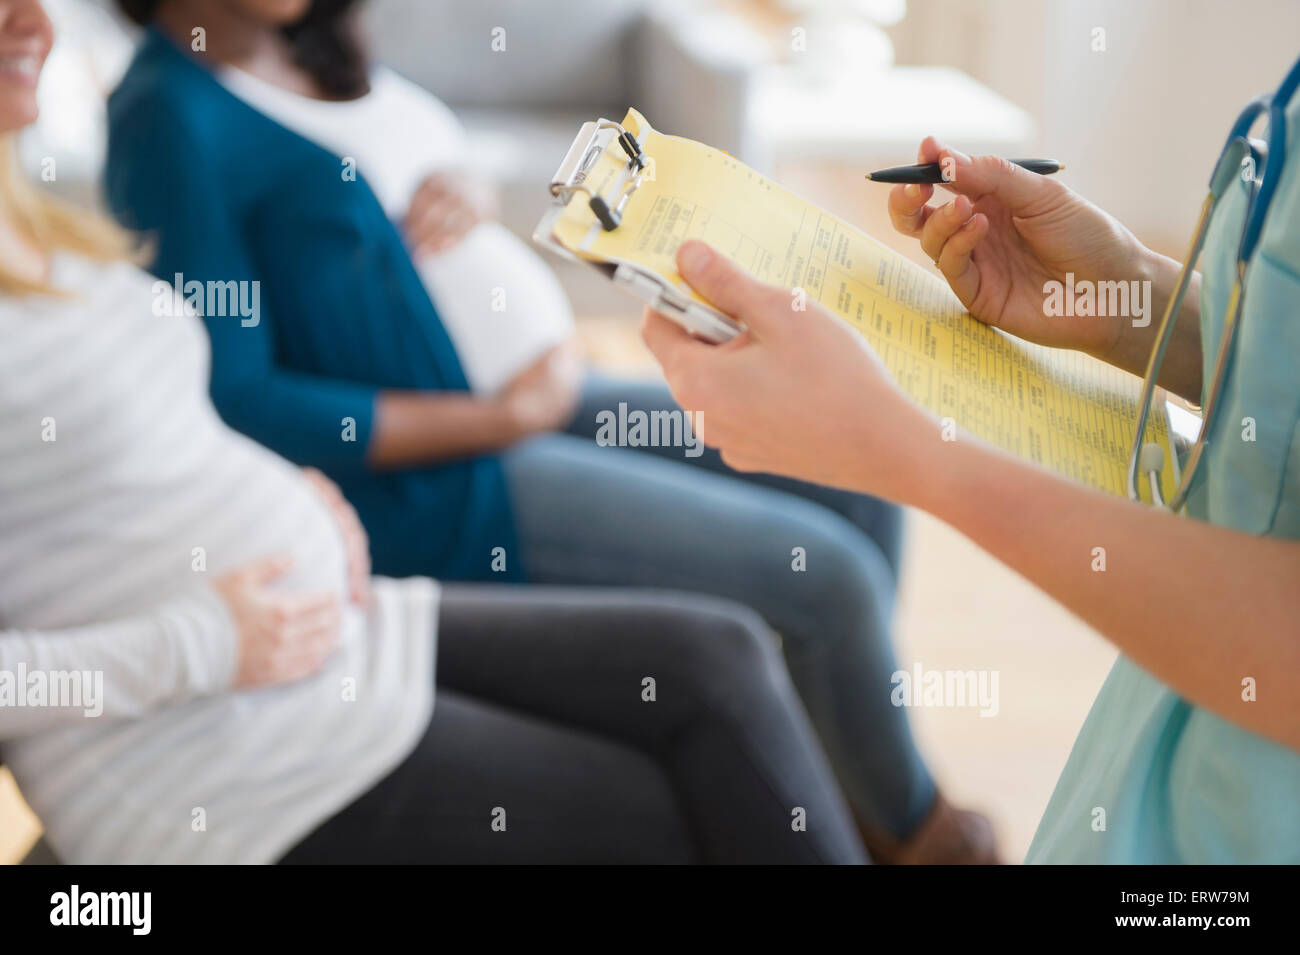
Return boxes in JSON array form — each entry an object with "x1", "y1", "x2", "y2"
[
  {"x1": 773, "y1": 525, "x2": 898, "y2": 654},
  {"x1": 637, "y1": 593, "x2": 790, "y2": 701}
]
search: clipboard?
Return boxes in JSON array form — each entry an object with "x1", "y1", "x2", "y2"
[
  {"x1": 533, "y1": 119, "x2": 742, "y2": 344},
  {"x1": 532, "y1": 109, "x2": 1181, "y2": 501}
]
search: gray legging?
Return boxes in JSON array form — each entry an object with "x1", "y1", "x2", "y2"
[
  {"x1": 501, "y1": 376, "x2": 932, "y2": 839},
  {"x1": 279, "y1": 586, "x2": 868, "y2": 864}
]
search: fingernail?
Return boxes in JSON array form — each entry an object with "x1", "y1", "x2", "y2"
[
  {"x1": 678, "y1": 240, "x2": 713, "y2": 274},
  {"x1": 905, "y1": 184, "x2": 921, "y2": 199}
]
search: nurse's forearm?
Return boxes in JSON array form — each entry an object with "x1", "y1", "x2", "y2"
[
  {"x1": 909, "y1": 437, "x2": 1300, "y2": 752},
  {"x1": 1096, "y1": 250, "x2": 1204, "y2": 403},
  {"x1": 367, "y1": 391, "x2": 520, "y2": 468}
]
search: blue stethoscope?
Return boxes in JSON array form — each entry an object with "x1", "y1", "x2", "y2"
[{"x1": 1128, "y1": 51, "x2": 1300, "y2": 511}]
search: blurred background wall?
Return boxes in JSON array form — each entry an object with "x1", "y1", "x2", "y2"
[
  {"x1": 4, "y1": 0, "x2": 1295, "y2": 863},
  {"x1": 893, "y1": 0, "x2": 1300, "y2": 257},
  {"x1": 27, "y1": 0, "x2": 1300, "y2": 310}
]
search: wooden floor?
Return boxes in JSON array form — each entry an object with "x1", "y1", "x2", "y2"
[
  {"x1": 0, "y1": 770, "x2": 40, "y2": 863},
  {"x1": 894, "y1": 512, "x2": 1115, "y2": 860}
]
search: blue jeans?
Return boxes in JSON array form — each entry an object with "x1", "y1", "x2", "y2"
[{"x1": 501, "y1": 375, "x2": 935, "y2": 838}]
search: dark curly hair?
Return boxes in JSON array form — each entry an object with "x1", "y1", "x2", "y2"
[{"x1": 115, "y1": 0, "x2": 370, "y2": 100}]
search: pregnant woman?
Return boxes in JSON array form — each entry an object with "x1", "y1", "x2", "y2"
[
  {"x1": 0, "y1": 0, "x2": 869, "y2": 864},
  {"x1": 102, "y1": 0, "x2": 995, "y2": 861}
]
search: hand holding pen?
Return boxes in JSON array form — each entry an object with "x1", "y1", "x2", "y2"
[{"x1": 878, "y1": 136, "x2": 1174, "y2": 379}]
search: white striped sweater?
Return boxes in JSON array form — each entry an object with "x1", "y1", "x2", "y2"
[{"x1": 0, "y1": 253, "x2": 437, "y2": 863}]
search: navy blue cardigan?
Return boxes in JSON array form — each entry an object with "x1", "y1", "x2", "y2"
[{"x1": 104, "y1": 28, "x2": 520, "y2": 582}]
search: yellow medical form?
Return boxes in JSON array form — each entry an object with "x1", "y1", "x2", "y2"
[{"x1": 534, "y1": 109, "x2": 1178, "y2": 499}]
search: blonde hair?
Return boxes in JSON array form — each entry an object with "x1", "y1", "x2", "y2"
[{"x1": 0, "y1": 134, "x2": 138, "y2": 297}]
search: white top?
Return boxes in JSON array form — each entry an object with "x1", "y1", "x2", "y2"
[
  {"x1": 0, "y1": 255, "x2": 438, "y2": 863},
  {"x1": 217, "y1": 64, "x2": 575, "y2": 395}
]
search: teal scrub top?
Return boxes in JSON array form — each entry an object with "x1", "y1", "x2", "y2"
[{"x1": 1026, "y1": 84, "x2": 1300, "y2": 863}]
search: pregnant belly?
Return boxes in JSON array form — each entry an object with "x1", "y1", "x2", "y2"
[
  {"x1": 416, "y1": 223, "x2": 575, "y2": 395},
  {"x1": 2, "y1": 432, "x2": 352, "y2": 631},
  {"x1": 227, "y1": 446, "x2": 352, "y2": 600}
]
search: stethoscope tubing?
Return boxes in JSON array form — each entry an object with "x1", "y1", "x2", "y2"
[{"x1": 1126, "y1": 52, "x2": 1300, "y2": 510}]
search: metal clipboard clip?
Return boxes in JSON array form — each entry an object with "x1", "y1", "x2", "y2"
[
  {"x1": 548, "y1": 119, "x2": 649, "y2": 231},
  {"x1": 535, "y1": 117, "x2": 742, "y2": 344}
]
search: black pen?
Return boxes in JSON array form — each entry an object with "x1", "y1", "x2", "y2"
[{"x1": 865, "y1": 159, "x2": 1064, "y2": 184}]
